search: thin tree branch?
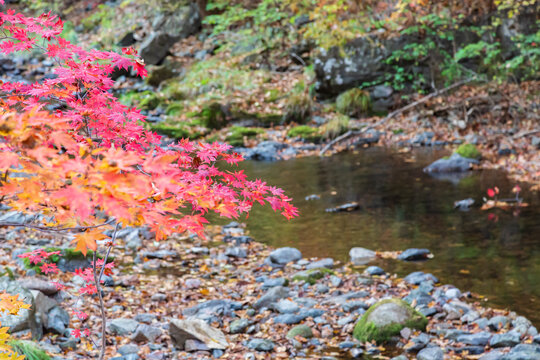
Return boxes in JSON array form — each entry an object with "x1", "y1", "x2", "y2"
[{"x1": 0, "y1": 219, "x2": 114, "y2": 233}]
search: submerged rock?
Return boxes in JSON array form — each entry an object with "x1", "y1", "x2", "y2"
[
  {"x1": 397, "y1": 248, "x2": 431, "y2": 261},
  {"x1": 325, "y1": 202, "x2": 359, "y2": 213},
  {"x1": 353, "y1": 298, "x2": 428, "y2": 343},
  {"x1": 424, "y1": 153, "x2": 479, "y2": 173}
]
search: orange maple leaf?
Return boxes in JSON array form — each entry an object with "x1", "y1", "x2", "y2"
[{"x1": 72, "y1": 230, "x2": 107, "y2": 256}]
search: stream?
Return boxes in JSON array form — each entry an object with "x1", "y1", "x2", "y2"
[{"x1": 233, "y1": 147, "x2": 540, "y2": 326}]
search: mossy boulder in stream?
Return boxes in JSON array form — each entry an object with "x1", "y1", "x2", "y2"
[
  {"x1": 455, "y1": 143, "x2": 481, "y2": 160},
  {"x1": 353, "y1": 298, "x2": 427, "y2": 343}
]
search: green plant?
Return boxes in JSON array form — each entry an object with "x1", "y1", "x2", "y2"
[
  {"x1": 455, "y1": 143, "x2": 481, "y2": 159},
  {"x1": 283, "y1": 92, "x2": 313, "y2": 124},
  {"x1": 321, "y1": 114, "x2": 350, "y2": 139},
  {"x1": 199, "y1": 102, "x2": 227, "y2": 130},
  {"x1": 8, "y1": 340, "x2": 50, "y2": 360},
  {"x1": 287, "y1": 125, "x2": 320, "y2": 142},
  {"x1": 335, "y1": 88, "x2": 371, "y2": 116}
]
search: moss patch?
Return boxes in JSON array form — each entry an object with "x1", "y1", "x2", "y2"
[
  {"x1": 336, "y1": 88, "x2": 371, "y2": 116},
  {"x1": 455, "y1": 143, "x2": 481, "y2": 159},
  {"x1": 353, "y1": 298, "x2": 428, "y2": 343},
  {"x1": 287, "y1": 325, "x2": 313, "y2": 339},
  {"x1": 287, "y1": 125, "x2": 321, "y2": 142},
  {"x1": 321, "y1": 115, "x2": 350, "y2": 139},
  {"x1": 150, "y1": 122, "x2": 202, "y2": 140},
  {"x1": 292, "y1": 268, "x2": 335, "y2": 285},
  {"x1": 226, "y1": 126, "x2": 265, "y2": 147}
]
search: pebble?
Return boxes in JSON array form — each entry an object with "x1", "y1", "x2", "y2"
[{"x1": 246, "y1": 339, "x2": 274, "y2": 352}]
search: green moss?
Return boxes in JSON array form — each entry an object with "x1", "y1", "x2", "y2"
[
  {"x1": 165, "y1": 102, "x2": 184, "y2": 116},
  {"x1": 226, "y1": 126, "x2": 265, "y2": 147},
  {"x1": 292, "y1": 268, "x2": 335, "y2": 285},
  {"x1": 287, "y1": 125, "x2": 321, "y2": 142},
  {"x1": 336, "y1": 88, "x2": 371, "y2": 116},
  {"x1": 8, "y1": 340, "x2": 50, "y2": 360},
  {"x1": 455, "y1": 143, "x2": 481, "y2": 159},
  {"x1": 199, "y1": 102, "x2": 227, "y2": 130},
  {"x1": 119, "y1": 90, "x2": 163, "y2": 110},
  {"x1": 138, "y1": 93, "x2": 163, "y2": 111},
  {"x1": 150, "y1": 123, "x2": 202, "y2": 140},
  {"x1": 353, "y1": 298, "x2": 428, "y2": 343},
  {"x1": 286, "y1": 325, "x2": 313, "y2": 339}
]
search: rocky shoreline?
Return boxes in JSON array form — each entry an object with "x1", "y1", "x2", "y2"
[{"x1": 0, "y1": 216, "x2": 539, "y2": 360}]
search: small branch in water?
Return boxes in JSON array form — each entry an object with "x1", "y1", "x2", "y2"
[{"x1": 319, "y1": 77, "x2": 477, "y2": 156}]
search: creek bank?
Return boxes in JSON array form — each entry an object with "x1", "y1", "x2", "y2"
[{"x1": 1, "y1": 216, "x2": 537, "y2": 359}]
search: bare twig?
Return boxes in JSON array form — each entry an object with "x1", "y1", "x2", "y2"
[
  {"x1": 319, "y1": 77, "x2": 477, "y2": 156},
  {"x1": 513, "y1": 129, "x2": 540, "y2": 139}
]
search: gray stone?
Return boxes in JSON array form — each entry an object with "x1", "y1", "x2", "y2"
[
  {"x1": 365, "y1": 266, "x2": 385, "y2": 276},
  {"x1": 261, "y1": 278, "x2": 287, "y2": 289},
  {"x1": 142, "y1": 250, "x2": 178, "y2": 259},
  {"x1": 169, "y1": 318, "x2": 228, "y2": 350},
  {"x1": 405, "y1": 333, "x2": 430, "y2": 352},
  {"x1": 330, "y1": 275, "x2": 343, "y2": 287},
  {"x1": 131, "y1": 324, "x2": 162, "y2": 342},
  {"x1": 273, "y1": 314, "x2": 306, "y2": 325},
  {"x1": 501, "y1": 344, "x2": 540, "y2": 360},
  {"x1": 454, "y1": 198, "x2": 475, "y2": 211},
  {"x1": 424, "y1": 153, "x2": 479, "y2": 173},
  {"x1": 246, "y1": 338, "x2": 274, "y2": 352},
  {"x1": 185, "y1": 339, "x2": 209, "y2": 351},
  {"x1": 182, "y1": 299, "x2": 241, "y2": 322},
  {"x1": 398, "y1": 248, "x2": 431, "y2": 261},
  {"x1": 461, "y1": 310, "x2": 480, "y2": 323},
  {"x1": 109, "y1": 318, "x2": 139, "y2": 335},
  {"x1": 118, "y1": 344, "x2": 139, "y2": 355},
  {"x1": 229, "y1": 319, "x2": 249, "y2": 334},
  {"x1": 479, "y1": 350, "x2": 504, "y2": 360},
  {"x1": 512, "y1": 316, "x2": 533, "y2": 336},
  {"x1": 269, "y1": 247, "x2": 302, "y2": 265},
  {"x1": 19, "y1": 278, "x2": 59, "y2": 296},
  {"x1": 225, "y1": 247, "x2": 247, "y2": 258},
  {"x1": 488, "y1": 316, "x2": 509, "y2": 331},
  {"x1": 134, "y1": 314, "x2": 156, "y2": 324},
  {"x1": 0, "y1": 278, "x2": 37, "y2": 335},
  {"x1": 457, "y1": 332, "x2": 492, "y2": 346},
  {"x1": 253, "y1": 286, "x2": 289, "y2": 310},
  {"x1": 306, "y1": 258, "x2": 334, "y2": 269},
  {"x1": 490, "y1": 331, "x2": 521, "y2": 348},
  {"x1": 404, "y1": 272, "x2": 438, "y2": 285},
  {"x1": 372, "y1": 85, "x2": 393, "y2": 99},
  {"x1": 417, "y1": 347, "x2": 444, "y2": 360},
  {"x1": 445, "y1": 288, "x2": 461, "y2": 299},
  {"x1": 274, "y1": 299, "x2": 299, "y2": 314},
  {"x1": 349, "y1": 247, "x2": 376, "y2": 265},
  {"x1": 46, "y1": 306, "x2": 69, "y2": 334},
  {"x1": 342, "y1": 301, "x2": 368, "y2": 313}
]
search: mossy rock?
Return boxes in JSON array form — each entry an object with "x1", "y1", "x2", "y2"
[
  {"x1": 286, "y1": 325, "x2": 313, "y2": 339},
  {"x1": 455, "y1": 143, "x2": 481, "y2": 159},
  {"x1": 292, "y1": 268, "x2": 334, "y2": 285},
  {"x1": 226, "y1": 126, "x2": 265, "y2": 147},
  {"x1": 353, "y1": 298, "x2": 428, "y2": 343},
  {"x1": 199, "y1": 102, "x2": 228, "y2": 130},
  {"x1": 146, "y1": 63, "x2": 177, "y2": 87},
  {"x1": 8, "y1": 340, "x2": 50, "y2": 360},
  {"x1": 287, "y1": 125, "x2": 321, "y2": 142},
  {"x1": 336, "y1": 88, "x2": 371, "y2": 116}
]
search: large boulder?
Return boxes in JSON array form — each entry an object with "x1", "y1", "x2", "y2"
[
  {"x1": 169, "y1": 318, "x2": 228, "y2": 350},
  {"x1": 0, "y1": 278, "x2": 38, "y2": 336},
  {"x1": 140, "y1": 4, "x2": 202, "y2": 65},
  {"x1": 353, "y1": 298, "x2": 428, "y2": 343}
]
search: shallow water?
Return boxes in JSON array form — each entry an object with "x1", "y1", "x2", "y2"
[{"x1": 236, "y1": 147, "x2": 540, "y2": 326}]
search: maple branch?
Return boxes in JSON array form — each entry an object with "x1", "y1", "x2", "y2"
[{"x1": 319, "y1": 77, "x2": 478, "y2": 156}]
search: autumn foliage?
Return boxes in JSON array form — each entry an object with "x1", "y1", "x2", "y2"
[{"x1": 0, "y1": 9, "x2": 297, "y2": 253}]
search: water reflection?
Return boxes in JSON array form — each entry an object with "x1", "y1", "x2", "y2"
[{"x1": 232, "y1": 148, "x2": 540, "y2": 325}]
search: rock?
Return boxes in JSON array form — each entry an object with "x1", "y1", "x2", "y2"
[
  {"x1": 353, "y1": 298, "x2": 428, "y2": 343},
  {"x1": 306, "y1": 258, "x2": 334, "y2": 269},
  {"x1": 182, "y1": 299, "x2": 241, "y2": 322},
  {"x1": 31, "y1": 290, "x2": 58, "y2": 327},
  {"x1": 461, "y1": 310, "x2": 480, "y2": 323},
  {"x1": 424, "y1": 153, "x2": 479, "y2": 173},
  {"x1": 134, "y1": 314, "x2": 156, "y2": 324},
  {"x1": 305, "y1": 194, "x2": 320, "y2": 201},
  {"x1": 262, "y1": 278, "x2": 287, "y2": 289},
  {"x1": 142, "y1": 250, "x2": 178, "y2": 260},
  {"x1": 457, "y1": 332, "x2": 492, "y2": 346},
  {"x1": 109, "y1": 318, "x2": 139, "y2": 335},
  {"x1": 372, "y1": 85, "x2": 393, "y2": 99},
  {"x1": 236, "y1": 141, "x2": 288, "y2": 161},
  {"x1": 417, "y1": 346, "x2": 444, "y2": 360},
  {"x1": 0, "y1": 278, "x2": 37, "y2": 335},
  {"x1": 512, "y1": 316, "x2": 533, "y2": 336},
  {"x1": 145, "y1": 63, "x2": 177, "y2": 87},
  {"x1": 454, "y1": 198, "x2": 474, "y2": 211},
  {"x1": 225, "y1": 247, "x2": 247, "y2": 258},
  {"x1": 274, "y1": 299, "x2": 299, "y2": 314},
  {"x1": 292, "y1": 268, "x2": 333, "y2": 284},
  {"x1": 342, "y1": 301, "x2": 368, "y2": 313},
  {"x1": 268, "y1": 247, "x2": 302, "y2": 265},
  {"x1": 365, "y1": 266, "x2": 385, "y2": 276},
  {"x1": 287, "y1": 325, "x2": 313, "y2": 339},
  {"x1": 246, "y1": 338, "x2": 274, "y2": 352},
  {"x1": 169, "y1": 318, "x2": 228, "y2": 350},
  {"x1": 349, "y1": 247, "x2": 376, "y2": 265},
  {"x1": 405, "y1": 333, "x2": 430, "y2": 352},
  {"x1": 445, "y1": 288, "x2": 461, "y2": 299},
  {"x1": 184, "y1": 278, "x2": 202, "y2": 290},
  {"x1": 501, "y1": 344, "x2": 540, "y2": 360},
  {"x1": 184, "y1": 339, "x2": 209, "y2": 352},
  {"x1": 131, "y1": 324, "x2": 162, "y2": 342},
  {"x1": 488, "y1": 316, "x2": 509, "y2": 331},
  {"x1": 118, "y1": 344, "x2": 139, "y2": 355},
  {"x1": 18, "y1": 278, "x2": 59, "y2": 296},
  {"x1": 325, "y1": 202, "x2": 360, "y2": 213},
  {"x1": 254, "y1": 286, "x2": 290, "y2": 310},
  {"x1": 273, "y1": 314, "x2": 306, "y2": 325},
  {"x1": 330, "y1": 275, "x2": 343, "y2": 287},
  {"x1": 46, "y1": 306, "x2": 69, "y2": 334},
  {"x1": 489, "y1": 331, "x2": 521, "y2": 348},
  {"x1": 404, "y1": 272, "x2": 439, "y2": 285},
  {"x1": 532, "y1": 136, "x2": 540, "y2": 149},
  {"x1": 151, "y1": 293, "x2": 167, "y2": 302},
  {"x1": 479, "y1": 350, "x2": 504, "y2": 360},
  {"x1": 140, "y1": 5, "x2": 201, "y2": 65},
  {"x1": 229, "y1": 319, "x2": 249, "y2": 334},
  {"x1": 117, "y1": 32, "x2": 136, "y2": 47},
  {"x1": 397, "y1": 248, "x2": 431, "y2": 261}
]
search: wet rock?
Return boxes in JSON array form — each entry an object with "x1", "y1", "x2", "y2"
[
  {"x1": 365, "y1": 266, "x2": 385, "y2": 276},
  {"x1": 253, "y1": 286, "x2": 290, "y2": 310},
  {"x1": 349, "y1": 247, "x2": 376, "y2": 265},
  {"x1": 109, "y1": 318, "x2": 139, "y2": 335},
  {"x1": 397, "y1": 248, "x2": 431, "y2": 261},
  {"x1": 306, "y1": 258, "x2": 334, "y2": 270},
  {"x1": 229, "y1": 319, "x2": 249, "y2": 334},
  {"x1": 46, "y1": 306, "x2": 69, "y2": 334},
  {"x1": 325, "y1": 202, "x2": 359, "y2": 213},
  {"x1": 489, "y1": 331, "x2": 521, "y2": 348},
  {"x1": 131, "y1": 324, "x2": 162, "y2": 342},
  {"x1": 424, "y1": 153, "x2": 479, "y2": 173},
  {"x1": 353, "y1": 298, "x2": 428, "y2": 343},
  {"x1": 287, "y1": 325, "x2": 313, "y2": 339},
  {"x1": 457, "y1": 332, "x2": 492, "y2": 346},
  {"x1": 404, "y1": 272, "x2": 438, "y2": 285},
  {"x1": 417, "y1": 346, "x2": 444, "y2": 360},
  {"x1": 268, "y1": 247, "x2": 302, "y2": 265},
  {"x1": 454, "y1": 198, "x2": 475, "y2": 211},
  {"x1": 246, "y1": 338, "x2": 274, "y2": 352},
  {"x1": 169, "y1": 318, "x2": 228, "y2": 350}
]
